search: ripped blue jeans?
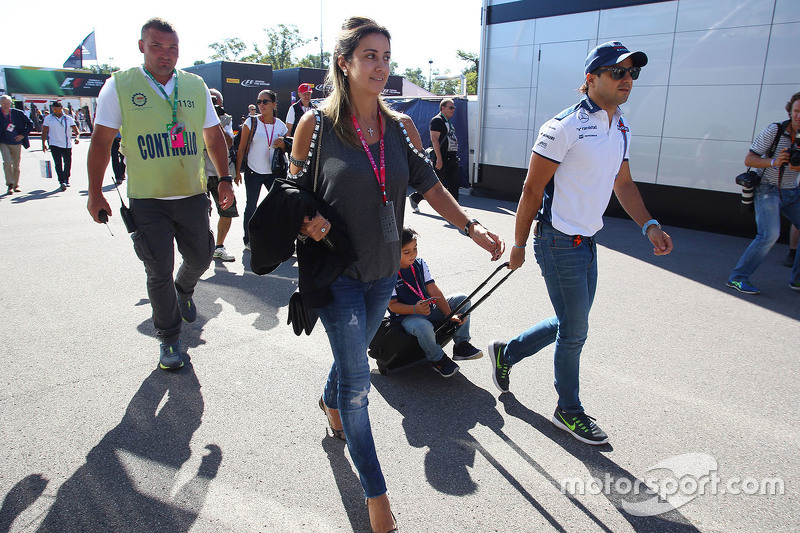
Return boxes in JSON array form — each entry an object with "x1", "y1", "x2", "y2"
[{"x1": 317, "y1": 274, "x2": 396, "y2": 498}]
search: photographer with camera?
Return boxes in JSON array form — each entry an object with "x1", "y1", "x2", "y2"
[{"x1": 727, "y1": 91, "x2": 800, "y2": 294}]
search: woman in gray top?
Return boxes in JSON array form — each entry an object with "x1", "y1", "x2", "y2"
[{"x1": 290, "y1": 17, "x2": 504, "y2": 533}]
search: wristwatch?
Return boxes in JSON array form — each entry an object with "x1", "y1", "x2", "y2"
[
  {"x1": 218, "y1": 176, "x2": 233, "y2": 184},
  {"x1": 463, "y1": 218, "x2": 480, "y2": 237}
]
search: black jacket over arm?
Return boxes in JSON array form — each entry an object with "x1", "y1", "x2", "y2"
[{"x1": 248, "y1": 178, "x2": 357, "y2": 308}]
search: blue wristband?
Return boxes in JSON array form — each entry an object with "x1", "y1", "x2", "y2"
[
  {"x1": 513, "y1": 244, "x2": 526, "y2": 249},
  {"x1": 642, "y1": 219, "x2": 661, "y2": 236}
]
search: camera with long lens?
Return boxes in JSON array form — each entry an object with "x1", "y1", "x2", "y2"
[
  {"x1": 783, "y1": 132, "x2": 800, "y2": 167},
  {"x1": 735, "y1": 170, "x2": 760, "y2": 188},
  {"x1": 786, "y1": 145, "x2": 800, "y2": 167}
]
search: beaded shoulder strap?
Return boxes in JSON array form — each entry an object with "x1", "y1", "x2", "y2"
[
  {"x1": 288, "y1": 109, "x2": 324, "y2": 191},
  {"x1": 395, "y1": 115, "x2": 434, "y2": 167}
]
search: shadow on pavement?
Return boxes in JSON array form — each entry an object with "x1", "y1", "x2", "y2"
[
  {"x1": 372, "y1": 367, "x2": 701, "y2": 532},
  {"x1": 32, "y1": 363, "x2": 221, "y2": 533},
  {"x1": 499, "y1": 393, "x2": 701, "y2": 533},
  {"x1": 322, "y1": 436, "x2": 371, "y2": 533},
  {"x1": 0, "y1": 474, "x2": 49, "y2": 533},
  {"x1": 373, "y1": 367, "x2": 576, "y2": 531},
  {"x1": 594, "y1": 217, "x2": 799, "y2": 320},
  {"x1": 459, "y1": 193, "x2": 798, "y2": 319},
  {"x1": 135, "y1": 257, "x2": 299, "y2": 348}
]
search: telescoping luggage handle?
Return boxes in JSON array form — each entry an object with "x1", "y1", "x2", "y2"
[{"x1": 434, "y1": 261, "x2": 513, "y2": 335}]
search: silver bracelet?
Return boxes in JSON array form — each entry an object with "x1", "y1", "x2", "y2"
[{"x1": 289, "y1": 154, "x2": 306, "y2": 167}]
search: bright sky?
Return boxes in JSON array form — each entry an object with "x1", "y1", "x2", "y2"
[{"x1": 7, "y1": 0, "x2": 483, "y2": 78}]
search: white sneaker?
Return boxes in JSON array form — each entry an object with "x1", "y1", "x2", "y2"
[{"x1": 213, "y1": 246, "x2": 235, "y2": 262}]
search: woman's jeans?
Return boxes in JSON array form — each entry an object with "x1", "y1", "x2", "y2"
[
  {"x1": 730, "y1": 184, "x2": 800, "y2": 284},
  {"x1": 400, "y1": 293, "x2": 471, "y2": 362},
  {"x1": 242, "y1": 168, "x2": 274, "y2": 245},
  {"x1": 317, "y1": 274, "x2": 396, "y2": 498},
  {"x1": 504, "y1": 222, "x2": 597, "y2": 414}
]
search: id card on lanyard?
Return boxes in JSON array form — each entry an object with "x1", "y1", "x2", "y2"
[
  {"x1": 352, "y1": 112, "x2": 398, "y2": 243},
  {"x1": 144, "y1": 68, "x2": 185, "y2": 149}
]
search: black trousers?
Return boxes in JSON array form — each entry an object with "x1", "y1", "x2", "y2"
[
  {"x1": 129, "y1": 194, "x2": 214, "y2": 343},
  {"x1": 50, "y1": 146, "x2": 72, "y2": 184},
  {"x1": 436, "y1": 155, "x2": 460, "y2": 201}
]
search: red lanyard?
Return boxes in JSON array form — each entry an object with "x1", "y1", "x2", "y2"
[
  {"x1": 351, "y1": 112, "x2": 387, "y2": 205},
  {"x1": 400, "y1": 264, "x2": 425, "y2": 300},
  {"x1": 261, "y1": 116, "x2": 275, "y2": 150}
]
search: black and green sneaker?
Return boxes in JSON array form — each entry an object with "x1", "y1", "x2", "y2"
[
  {"x1": 488, "y1": 340, "x2": 510, "y2": 393},
  {"x1": 551, "y1": 407, "x2": 608, "y2": 445},
  {"x1": 159, "y1": 341, "x2": 184, "y2": 371}
]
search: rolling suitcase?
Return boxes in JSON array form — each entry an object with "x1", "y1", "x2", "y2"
[{"x1": 368, "y1": 261, "x2": 514, "y2": 375}]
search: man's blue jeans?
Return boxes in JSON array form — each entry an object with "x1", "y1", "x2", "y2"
[
  {"x1": 730, "y1": 184, "x2": 800, "y2": 284},
  {"x1": 504, "y1": 222, "x2": 597, "y2": 414},
  {"x1": 242, "y1": 169, "x2": 275, "y2": 245},
  {"x1": 317, "y1": 274, "x2": 396, "y2": 498},
  {"x1": 400, "y1": 293, "x2": 471, "y2": 362}
]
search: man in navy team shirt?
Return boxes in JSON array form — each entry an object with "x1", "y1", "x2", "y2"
[{"x1": 489, "y1": 41, "x2": 673, "y2": 445}]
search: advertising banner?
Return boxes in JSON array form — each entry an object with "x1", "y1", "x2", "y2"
[{"x1": 4, "y1": 68, "x2": 109, "y2": 97}]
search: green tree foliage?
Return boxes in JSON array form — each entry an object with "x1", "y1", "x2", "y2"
[
  {"x1": 89, "y1": 64, "x2": 119, "y2": 74},
  {"x1": 206, "y1": 25, "x2": 309, "y2": 69},
  {"x1": 403, "y1": 67, "x2": 426, "y2": 89},
  {"x1": 296, "y1": 52, "x2": 332, "y2": 70},
  {"x1": 457, "y1": 49, "x2": 479, "y2": 95},
  {"x1": 209, "y1": 38, "x2": 247, "y2": 61},
  {"x1": 260, "y1": 24, "x2": 308, "y2": 69}
]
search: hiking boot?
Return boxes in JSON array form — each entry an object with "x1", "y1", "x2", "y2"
[
  {"x1": 431, "y1": 354, "x2": 460, "y2": 377},
  {"x1": 213, "y1": 246, "x2": 235, "y2": 262},
  {"x1": 784, "y1": 249, "x2": 796, "y2": 268},
  {"x1": 551, "y1": 407, "x2": 608, "y2": 445},
  {"x1": 726, "y1": 279, "x2": 760, "y2": 295},
  {"x1": 177, "y1": 291, "x2": 197, "y2": 323},
  {"x1": 453, "y1": 341, "x2": 483, "y2": 361},
  {"x1": 159, "y1": 341, "x2": 184, "y2": 370},
  {"x1": 488, "y1": 340, "x2": 510, "y2": 393}
]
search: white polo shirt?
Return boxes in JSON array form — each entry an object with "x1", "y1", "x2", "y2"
[
  {"x1": 533, "y1": 96, "x2": 630, "y2": 237},
  {"x1": 94, "y1": 67, "x2": 218, "y2": 130},
  {"x1": 43, "y1": 113, "x2": 77, "y2": 148}
]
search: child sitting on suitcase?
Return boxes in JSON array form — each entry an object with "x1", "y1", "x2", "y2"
[{"x1": 388, "y1": 227, "x2": 483, "y2": 377}]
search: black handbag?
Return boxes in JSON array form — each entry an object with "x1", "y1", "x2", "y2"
[{"x1": 272, "y1": 146, "x2": 288, "y2": 179}]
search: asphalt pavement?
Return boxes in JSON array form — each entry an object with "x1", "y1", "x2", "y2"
[{"x1": 0, "y1": 140, "x2": 797, "y2": 532}]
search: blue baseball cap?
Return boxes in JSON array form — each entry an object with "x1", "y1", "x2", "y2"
[{"x1": 585, "y1": 41, "x2": 648, "y2": 75}]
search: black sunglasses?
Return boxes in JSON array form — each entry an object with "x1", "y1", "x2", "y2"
[
  {"x1": 256, "y1": 99, "x2": 275, "y2": 105},
  {"x1": 594, "y1": 66, "x2": 641, "y2": 80}
]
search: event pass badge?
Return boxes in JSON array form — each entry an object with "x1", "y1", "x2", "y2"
[
  {"x1": 167, "y1": 122, "x2": 186, "y2": 149},
  {"x1": 379, "y1": 200, "x2": 399, "y2": 243}
]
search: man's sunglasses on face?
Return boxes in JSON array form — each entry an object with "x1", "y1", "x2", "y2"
[{"x1": 594, "y1": 66, "x2": 641, "y2": 80}]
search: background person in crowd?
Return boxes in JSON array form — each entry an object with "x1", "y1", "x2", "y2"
[
  {"x1": 42, "y1": 101, "x2": 80, "y2": 191},
  {"x1": 410, "y1": 98, "x2": 460, "y2": 212},
  {"x1": 488, "y1": 41, "x2": 672, "y2": 446},
  {"x1": 727, "y1": 91, "x2": 800, "y2": 294},
  {"x1": 285, "y1": 83, "x2": 315, "y2": 136},
  {"x1": 783, "y1": 225, "x2": 798, "y2": 267},
  {"x1": 86, "y1": 17, "x2": 232, "y2": 371},
  {"x1": 205, "y1": 88, "x2": 239, "y2": 262},
  {"x1": 290, "y1": 16, "x2": 503, "y2": 533},
  {"x1": 111, "y1": 131, "x2": 126, "y2": 185},
  {"x1": 0, "y1": 95, "x2": 34, "y2": 195},
  {"x1": 235, "y1": 88, "x2": 287, "y2": 250},
  {"x1": 388, "y1": 227, "x2": 484, "y2": 378}
]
